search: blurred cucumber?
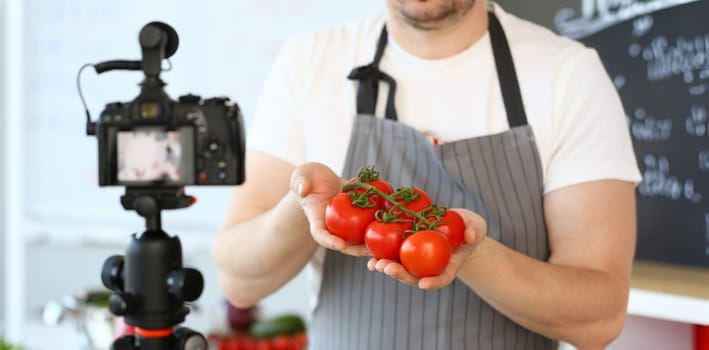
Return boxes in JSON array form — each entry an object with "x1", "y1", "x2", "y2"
[
  {"x1": 0, "y1": 338, "x2": 23, "y2": 350},
  {"x1": 248, "y1": 314, "x2": 306, "y2": 339}
]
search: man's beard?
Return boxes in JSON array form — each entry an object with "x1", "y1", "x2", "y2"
[{"x1": 394, "y1": 0, "x2": 478, "y2": 30}]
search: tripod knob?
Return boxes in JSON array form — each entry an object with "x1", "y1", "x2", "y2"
[
  {"x1": 174, "y1": 327, "x2": 208, "y2": 350},
  {"x1": 102, "y1": 255, "x2": 125, "y2": 291},
  {"x1": 109, "y1": 292, "x2": 136, "y2": 316},
  {"x1": 167, "y1": 268, "x2": 204, "y2": 302}
]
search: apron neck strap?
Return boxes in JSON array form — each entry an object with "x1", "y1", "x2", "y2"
[
  {"x1": 347, "y1": 26, "x2": 398, "y2": 120},
  {"x1": 348, "y1": 12, "x2": 528, "y2": 128},
  {"x1": 488, "y1": 12, "x2": 528, "y2": 128}
]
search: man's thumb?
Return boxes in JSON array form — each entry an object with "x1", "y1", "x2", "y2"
[
  {"x1": 290, "y1": 172, "x2": 310, "y2": 197},
  {"x1": 290, "y1": 163, "x2": 325, "y2": 197},
  {"x1": 450, "y1": 208, "x2": 487, "y2": 245}
]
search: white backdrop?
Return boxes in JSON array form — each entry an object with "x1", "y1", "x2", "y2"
[{"x1": 23, "y1": 0, "x2": 384, "y2": 238}]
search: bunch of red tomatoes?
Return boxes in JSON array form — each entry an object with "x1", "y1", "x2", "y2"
[{"x1": 325, "y1": 166, "x2": 465, "y2": 277}]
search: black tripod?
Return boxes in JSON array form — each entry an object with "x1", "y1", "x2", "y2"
[{"x1": 101, "y1": 187, "x2": 207, "y2": 350}]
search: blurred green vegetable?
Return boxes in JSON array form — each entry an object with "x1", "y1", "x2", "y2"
[
  {"x1": 248, "y1": 314, "x2": 306, "y2": 339},
  {"x1": 0, "y1": 338, "x2": 23, "y2": 350}
]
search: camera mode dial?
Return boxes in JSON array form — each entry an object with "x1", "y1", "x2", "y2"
[{"x1": 204, "y1": 97, "x2": 229, "y2": 105}]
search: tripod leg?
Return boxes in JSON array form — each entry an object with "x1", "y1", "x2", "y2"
[
  {"x1": 112, "y1": 335, "x2": 139, "y2": 350},
  {"x1": 174, "y1": 327, "x2": 208, "y2": 350}
]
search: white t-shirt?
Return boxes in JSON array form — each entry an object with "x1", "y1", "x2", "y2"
[{"x1": 247, "y1": 4, "x2": 642, "y2": 309}]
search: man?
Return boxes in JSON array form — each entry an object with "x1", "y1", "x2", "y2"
[{"x1": 213, "y1": 0, "x2": 641, "y2": 349}]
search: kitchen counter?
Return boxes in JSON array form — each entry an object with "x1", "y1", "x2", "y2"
[{"x1": 628, "y1": 260, "x2": 709, "y2": 325}]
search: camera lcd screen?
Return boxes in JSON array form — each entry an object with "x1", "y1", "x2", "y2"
[{"x1": 116, "y1": 127, "x2": 194, "y2": 185}]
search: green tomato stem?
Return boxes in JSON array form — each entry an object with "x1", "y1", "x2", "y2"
[{"x1": 343, "y1": 182, "x2": 436, "y2": 230}]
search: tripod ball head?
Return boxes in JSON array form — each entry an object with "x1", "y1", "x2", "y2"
[{"x1": 100, "y1": 229, "x2": 203, "y2": 329}]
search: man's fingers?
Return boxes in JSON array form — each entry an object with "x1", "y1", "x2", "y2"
[
  {"x1": 311, "y1": 226, "x2": 346, "y2": 251},
  {"x1": 419, "y1": 276, "x2": 446, "y2": 290},
  {"x1": 418, "y1": 265, "x2": 456, "y2": 290},
  {"x1": 375, "y1": 259, "x2": 397, "y2": 272},
  {"x1": 383, "y1": 263, "x2": 419, "y2": 286},
  {"x1": 311, "y1": 224, "x2": 370, "y2": 255},
  {"x1": 290, "y1": 162, "x2": 373, "y2": 256},
  {"x1": 341, "y1": 245, "x2": 370, "y2": 257}
]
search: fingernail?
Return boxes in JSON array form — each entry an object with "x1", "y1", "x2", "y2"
[{"x1": 295, "y1": 181, "x2": 303, "y2": 196}]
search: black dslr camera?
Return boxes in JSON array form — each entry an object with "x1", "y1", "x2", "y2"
[
  {"x1": 96, "y1": 94, "x2": 244, "y2": 187},
  {"x1": 86, "y1": 22, "x2": 245, "y2": 188},
  {"x1": 79, "y1": 22, "x2": 245, "y2": 350}
]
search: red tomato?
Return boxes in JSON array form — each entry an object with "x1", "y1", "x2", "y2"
[
  {"x1": 347, "y1": 177, "x2": 394, "y2": 207},
  {"x1": 384, "y1": 187, "x2": 432, "y2": 221},
  {"x1": 434, "y1": 210, "x2": 465, "y2": 251},
  {"x1": 240, "y1": 338, "x2": 257, "y2": 350},
  {"x1": 271, "y1": 335, "x2": 293, "y2": 350},
  {"x1": 325, "y1": 192, "x2": 378, "y2": 244},
  {"x1": 256, "y1": 339, "x2": 275, "y2": 350},
  {"x1": 364, "y1": 221, "x2": 411, "y2": 260},
  {"x1": 399, "y1": 230, "x2": 451, "y2": 277},
  {"x1": 291, "y1": 332, "x2": 308, "y2": 350},
  {"x1": 219, "y1": 338, "x2": 240, "y2": 350}
]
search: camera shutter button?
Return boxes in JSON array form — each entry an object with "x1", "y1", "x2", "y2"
[{"x1": 179, "y1": 94, "x2": 201, "y2": 103}]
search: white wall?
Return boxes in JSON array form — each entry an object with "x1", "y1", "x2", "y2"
[{"x1": 0, "y1": 0, "x2": 6, "y2": 325}]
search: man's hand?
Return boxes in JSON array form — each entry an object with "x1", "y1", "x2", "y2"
[
  {"x1": 290, "y1": 162, "x2": 370, "y2": 256},
  {"x1": 367, "y1": 208, "x2": 487, "y2": 289}
]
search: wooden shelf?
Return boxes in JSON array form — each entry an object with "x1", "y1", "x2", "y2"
[
  {"x1": 628, "y1": 260, "x2": 709, "y2": 325},
  {"x1": 632, "y1": 261, "x2": 709, "y2": 299}
]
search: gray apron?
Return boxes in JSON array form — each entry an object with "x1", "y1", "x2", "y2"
[{"x1": 309, "y1": 12, "x2": 557, "y2": 350}]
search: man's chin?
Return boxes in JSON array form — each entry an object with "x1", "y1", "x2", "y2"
[
  {"x1": 395, "y1": 0, "x2": 476, "y2": 30},
  {"x1": 400, "y1": 11, "x2": 456, "y2": 30}
]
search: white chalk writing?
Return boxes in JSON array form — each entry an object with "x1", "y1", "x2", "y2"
[
  {"x1": 633, "y1": 15, "x2": 654, "y2": 37},
  {"x1": 689, "y1": 84, "x2": 707, "y2": 96},
  {"x1": 639, "y1": 154, "x2": 702, "y2": 202},
  {"x1": 698, "y1": 150, "x2": 709, "y2": 171},
  {"x1": 685, "y1": 105, "x2": 709, "y2": 136},
  {"x1": 614, "y1": 74, "x2": 627, "y2": 89},
  {"x1": 555, "y1": 0, "x2": 697, "y2": 39},
  {"x1": 644, "y1": 33, "x2": 709, "y2": 87},
  {"x1": 631, "y1": 108, "x2": 672, "y2": 141}
]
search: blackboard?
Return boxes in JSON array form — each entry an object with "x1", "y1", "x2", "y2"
[
  {"x1": 497, "y1": 0, "x2": 709, "y2": 267},
  {"x1": 576, "y1": 1, "x2": 709, "y2": 267}
]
